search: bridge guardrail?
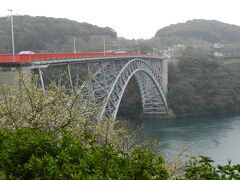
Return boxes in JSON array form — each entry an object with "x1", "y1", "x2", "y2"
[{"x1": 0, "y1": 53, "x2": 148, "y2": 64}]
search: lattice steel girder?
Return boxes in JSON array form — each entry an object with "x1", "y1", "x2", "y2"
[
  {"x1": 98, "y1": 58, "x2": 168, "y2": 119},
  {"x1": 32, "y1": 57, "x2": 168, "y2": 120}
]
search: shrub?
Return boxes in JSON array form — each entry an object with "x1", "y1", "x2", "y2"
[
  {"x1": 178, "y1": 156, "x2": 240, "y2": 179},
  {"x1": 0, "y1": 76, "x2": 158, "y2": 152},
  {"x1": 0, "y1": 127, "x2": 168, "y2": 179}
]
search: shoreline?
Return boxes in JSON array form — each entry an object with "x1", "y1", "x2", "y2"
[{"x1": 118, "y1": 110, "x2": 240, "y2": 120}]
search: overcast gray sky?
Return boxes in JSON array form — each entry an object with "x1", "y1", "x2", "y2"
[{"x1": 1, "y1": 0, "x2": 240, "y2": 39}]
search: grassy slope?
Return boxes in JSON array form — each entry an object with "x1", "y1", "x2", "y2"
[{"x1": 224, "y1": 58, "x2": 240, "y2": 71}]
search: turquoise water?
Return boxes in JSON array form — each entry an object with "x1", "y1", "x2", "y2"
[{"x1": 130, "y1": 114, "x2": 240, "y2": 164}]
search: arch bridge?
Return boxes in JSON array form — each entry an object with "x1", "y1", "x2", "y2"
[{"x1": 0, "y1": 53, "x2": 168, "y2": 119}]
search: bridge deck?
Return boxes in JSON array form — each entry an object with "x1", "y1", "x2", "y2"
[{"x1": 0, "y1": 52, "x2": 150, "y2": 64}]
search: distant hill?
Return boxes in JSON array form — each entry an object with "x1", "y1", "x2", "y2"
[
  {"x1": 154, "y1": 19, "x2": 240, "y2": 47},
  {"x1": 2, "y1": 16, "x2": 240, "y2": 54},
  {"x1": 0, "y1": 15, "x2": 117, "y2": 53}
]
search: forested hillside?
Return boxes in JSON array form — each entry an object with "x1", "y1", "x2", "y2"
[
  {"x1": 154, "y1": 19, "x2": 240, "y2": 47},
  {"x1": 168, "y1": 53, "x2": 240, "y2": 116},
  {"x1": 0, "y1": 15, "x2": 117, "y2": 53}
]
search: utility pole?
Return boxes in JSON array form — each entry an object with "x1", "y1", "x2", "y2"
[
  {"x1": 8, "y1": 9, "x2": 15, "y2": 62},
  {"x1": 137, "y1": 41, "x2": 140, "y2": 54},
  {"x1": 103, "y1": 36, "x2": 106, "y2": 56},
  {"x1": 73, "y1": 37, "x2": 76, "y2": 53},
  {"x1": 118, "y1": 38, "x2": 120, "y2": 52}
]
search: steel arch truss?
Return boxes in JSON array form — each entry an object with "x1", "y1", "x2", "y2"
[
  {"x1": 34, "y1": 58, "x2": 168, "y2": 120},
  {"x1": 96, "y1": 58, "x2": 168, "y2": 119}
]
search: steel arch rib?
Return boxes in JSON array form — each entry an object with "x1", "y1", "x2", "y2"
[{"x1": 99, "y1": 58, "x2": 168, "y2": 119}]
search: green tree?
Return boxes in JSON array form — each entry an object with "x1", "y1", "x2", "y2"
[{"x1": 168, "y1": 54, "x2": 240, "y2": 116}]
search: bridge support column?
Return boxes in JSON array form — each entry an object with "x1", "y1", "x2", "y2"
[
  {"x1": 67, "y1": 64, "x2": 74, "y2": 92},
  {"x1": 162, "y1": 59, "x2": 168, "y2": 95},
  {"x1": 38, "y1": 68, "x2": 45, "y2": 91}
]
